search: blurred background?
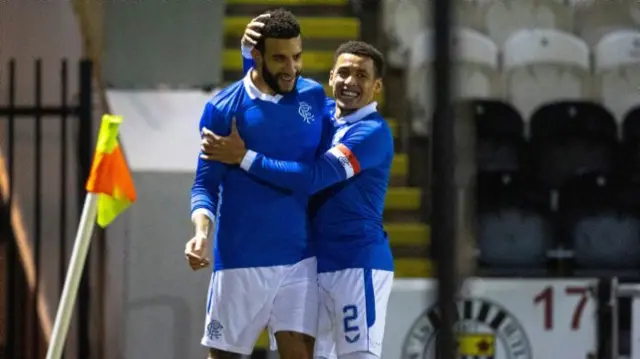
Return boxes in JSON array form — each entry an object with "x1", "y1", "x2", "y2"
[{"x1": 1, "y1": 0, "x2": 640, "y2": 358}]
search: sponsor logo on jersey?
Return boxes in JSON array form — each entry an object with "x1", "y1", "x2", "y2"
[
  {"x1": 298, "y1": 101, "x2": 315, "y2": 124},
  {"x1": 402, "y1": 297, "x2": 532, "y2": 359}
]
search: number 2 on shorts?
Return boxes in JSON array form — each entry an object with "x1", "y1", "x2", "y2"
[{"x1": 342, "y1": 305, "x2": 360, "y2": 343}]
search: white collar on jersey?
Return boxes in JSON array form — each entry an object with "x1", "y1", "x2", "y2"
[
  {"x1": 335, "y1": 101, "x2": 378, "y2": 125},
  {"x1": 243, "y1": 68, "x2": 283, "y2": 104}
]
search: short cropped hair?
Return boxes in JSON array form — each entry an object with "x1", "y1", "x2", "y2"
[
  {"x1": 255, "y1": 9, "x2": 301, "y2": 53},
  {"x1": 334, "y1": 41, "x2": 386, "y2": 78}
]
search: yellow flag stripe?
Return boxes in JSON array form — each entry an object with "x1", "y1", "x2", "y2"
[{"x1": 95, "y1": 115, "x2": 123, "y2": 154}]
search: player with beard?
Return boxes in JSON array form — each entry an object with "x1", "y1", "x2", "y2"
[
  {"x1": 241, "y1": 16, "x2": 296, "y2": 94},
  {"x1": 201, "y1": 19, "x2": 395, "y2": 359},
  {"x1": 186, "y1": 9, "x2": 327, "y2": 359}
]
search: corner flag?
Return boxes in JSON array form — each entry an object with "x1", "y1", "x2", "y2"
[
  {"x1": 46, "y1": 114, "x2": 136, "y2": 359},
  {"x1": 85, "y1": 114, "x2": 136, "y2": 227}
]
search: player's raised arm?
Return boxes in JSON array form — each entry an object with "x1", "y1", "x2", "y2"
[
  {"x1": 240, "y1": 14, "x2": 270, "y2": 75},
  {"x1": 241, "y1": 47, "x2": 254, "y2": 76},
  {"x1": 245, "y1": 120, "x2": 391, "y2": 194}
]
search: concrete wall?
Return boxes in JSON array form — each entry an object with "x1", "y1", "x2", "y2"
[
  {"x1": 104, "y1": 172, "x2": 211, "y2": 359},
  {"x1": 103, "y1": 0, "x2": 226, "y2": 89}
]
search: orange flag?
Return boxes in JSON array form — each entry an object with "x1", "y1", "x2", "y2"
[{"x1": 85, "y1": 115, "x2": 136, "y2": 228}]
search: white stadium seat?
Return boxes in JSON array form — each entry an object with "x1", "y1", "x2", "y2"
[
  {"x1": 484, "y1": 0, "x2": 574, "y2": 47},
  {"x1": 457, "y1": 0, "x2": 497, "y2": 34},
  {"x1": 503, "y1": 28, "x2": 590, "y2": 127},
  {"x1": 382, "y1": 0, "x2": 427, "y2": 67},
  {"x1": 594, "y1": 30, "x2": 640, "y2": 125},
  {"x1": 574, "y1": 0, "x2": 640, "y2": 47},
  {"x1": 381, "y1": 0, "x2": 495, "y2": 68},
  {"x1": 407, "y1": 27, "x2": 500, "y2": 136}
]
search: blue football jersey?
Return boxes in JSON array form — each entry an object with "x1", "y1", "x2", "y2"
[
  {"x1": 190, "y1": 71, "x2": 326, "y2": 270},
  {"x1": 240, "y1": 102, "x2": 395, "y2": 272}
]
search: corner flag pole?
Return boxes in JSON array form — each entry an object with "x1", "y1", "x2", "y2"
[
  {"x1": 45, "y1": 113, "x2": 137, "y2": 359},
  {"x1": 45, "y1": 193, "x2": 99, "y2": 359}
]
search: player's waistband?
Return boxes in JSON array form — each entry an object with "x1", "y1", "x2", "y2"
[
  {"x1": 315, "y1": 240, "x2": 394, "y2": 273},
  {"x1": 213, "y1": 252, "x2": 315, "y2": 271}
]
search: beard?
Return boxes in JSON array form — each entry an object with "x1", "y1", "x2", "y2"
[{"x1": 262, "y1": 61, "x2": 299, "y2": 94}]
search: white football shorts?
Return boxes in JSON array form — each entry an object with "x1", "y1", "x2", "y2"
[
  {"x1": 314, "y1": 268, "x2": 394, "y2": 358},
  {"x1": 201, "y1": 256, "x2": 319, "y2": 355}
]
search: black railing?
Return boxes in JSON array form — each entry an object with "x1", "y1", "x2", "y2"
[{"x1": 1, "y1": 59, "x2": 93, "y2": 359}]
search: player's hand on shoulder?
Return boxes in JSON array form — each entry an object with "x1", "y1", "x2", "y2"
[
  {"x1": 200, "y1": 118, "x2": 247, "y2": 165},
  {"x1": 184, "y1": 233, "x2": 211, "y2": 271},
  {"x1": 241, "y1": 13, "x2": 269, "y2": 48}
]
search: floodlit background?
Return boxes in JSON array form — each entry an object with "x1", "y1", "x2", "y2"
[{"x1": 1, "y1": 0, "x2": 640, "y2": 358}]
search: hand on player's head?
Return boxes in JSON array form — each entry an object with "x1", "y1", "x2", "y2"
[
  {"x1": 200, "y1": 118, "x2": 247, "y2": 165},
  {"x1": 242, "y1": 14, "x2": 269, "y2": 48}
]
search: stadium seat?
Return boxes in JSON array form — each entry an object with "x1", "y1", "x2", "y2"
[
  {"x1": 456, "y1": 0, "x2": 497, "y2": 34},
  {"x1": 484, "y1": 0, "x2": 574, "y2": 47},
  {"x1": 574, "y1": 0, "x2": 640, "y2": 47},
  {"x1": 477, "y1": 171, "x2": 552, "y2": 268},
  {"x1": 557, "y1": 172, "x2": 640, "y2": 270},
  {"x1": 621, "y1": 107, "x2": 640, "y2": 178},
  {"x1": 503, "y1": 29, "x2": 590, "y2": 123},
  {"x1": 381, "y1": 0, "x2": 494, "y2": 67},
  {"x1": 529, "y1": 101, "x2": 618, "y2": 188},
  {"x1": 594, "y1": 30, "x2": 640, "y2": 125},
  {"x1": 382, "y1": 0, "x2": 426, "y2": 67},
  {"x1": 407, "y1": 27, "x2": 500, "y2": 136},
  {"x1": 463, "y1": 99, "x2": 525, "y2": 173}
]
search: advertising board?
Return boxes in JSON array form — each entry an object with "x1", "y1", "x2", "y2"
[{"x1": 384, "y1": 278, "x2": 598, "y2": 359}]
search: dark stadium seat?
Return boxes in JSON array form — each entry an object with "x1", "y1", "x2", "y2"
[
  {"x1": 529, "y1": 101, "x2": 618, "y2": 188},
  {"x1": 466, "y1": 99, "x2": 525, "y2": 173},
  {"x1": 621, "y1": 106, "x2": 640, "y2": 179},
  {"x1": 557, "y1": 172, "x2": 640, "y2": 270},
  {"x1": 476, "y1": 171, "x2": 552, "y2": 269}
]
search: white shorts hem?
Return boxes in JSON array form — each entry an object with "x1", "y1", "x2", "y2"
[
  {"x1": 200, "y1": 339, "x2": 253, "y2": 356},
  {"x1": 269, "y1": 325, "x2": 317, "y2": 352}
]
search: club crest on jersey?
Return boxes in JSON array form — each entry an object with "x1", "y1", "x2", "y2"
[
  {"x1": 298, "y1": 102, "x2": 315, "y2": 124},
  {"x1": 401, "y1": 297, "x2": 532, "y2": 359},
  {"x1": 207, "y1": 319, "x2": 223, "y2": 340}
]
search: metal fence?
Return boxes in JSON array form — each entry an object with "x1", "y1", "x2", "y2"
[{"x1": 0, "y1": 59, "x2": 93, "y2": 359}]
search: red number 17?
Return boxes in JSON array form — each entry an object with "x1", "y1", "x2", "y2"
[{"x1": 533, "y1": 285, "x2": 589, "y2": 331}]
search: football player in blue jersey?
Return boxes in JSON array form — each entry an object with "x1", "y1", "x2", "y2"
[
  {"x1": 200, "y1": 19, "x2": 395, "y2": 359},
  {"x1": 185, "y1": 9, "x2": 327, "y2": 359}
]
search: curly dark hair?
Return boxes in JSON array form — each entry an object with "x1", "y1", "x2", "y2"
[
  {"x1": 334, "y1": 41, "x2": 385, "y2": 78},
  {"x1": 255, "y1": 9, "x2": 301, "y2": 53}
]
